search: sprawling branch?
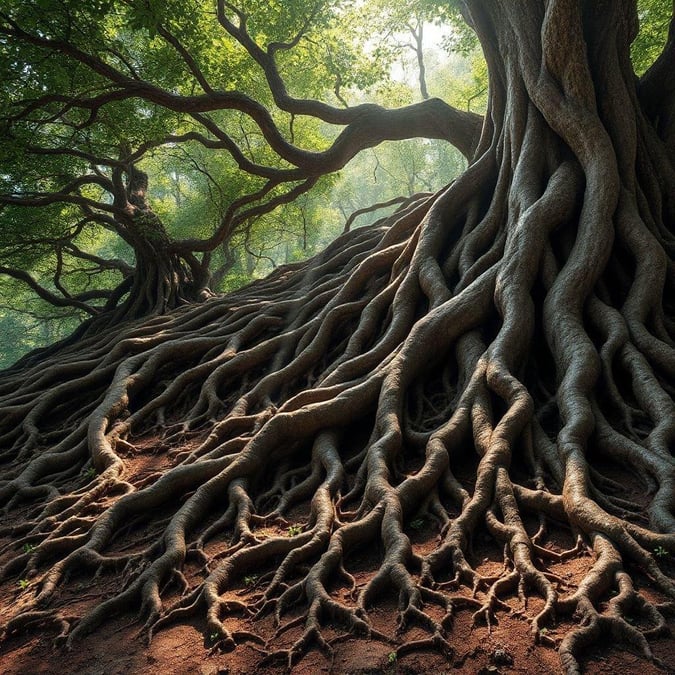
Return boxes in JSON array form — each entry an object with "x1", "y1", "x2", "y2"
[
  {"x1": 342, "y1": 195, "x2": 413, "y2": 232},
  {"x1": 2, "y1": 9, "x2": 482, "y2": 167},
  {"x1": 0, "y1": 266, "x2": 99, "y2": 315},
  {"x1": 216, "y1": 1, "x2": 482, "y2": 159},
  {"x1": 62, "y1": 243, "x2": 134, "y2": 277}
]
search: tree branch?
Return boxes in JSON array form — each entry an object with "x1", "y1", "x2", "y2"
[
  {"x1": 342, "y1": 195, "x2": 416, "y2": 233},
  {"x1": 62, "y1": 243, "x2": 134, "y2": 277},
  {"x1": 156, "y1": 24, "x2": 214, "y2": 94},
  {"x1": 0, "y1": 266, "x2": 99, "y2": 315},
  {"x1": 4, "y1": 9, "x2": 483, "y2": 170},
  {"x1": 215, "y1": 0, "x2": 483, "y2": 159},
  {"x1": 175, "y1": 177, "x2": 319, "y2": 253}
]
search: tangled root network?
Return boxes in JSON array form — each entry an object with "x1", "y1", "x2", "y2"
[{"x1": 1, "y1": 2, "x2": 675, "y2": 674}]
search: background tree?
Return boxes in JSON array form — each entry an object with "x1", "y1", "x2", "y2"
[
  {"x1": 0, "y1": 0, "x2": 478, "y2": 363},
  {"x1": 0, "y1": 2, "x2": 673, "y2": 674}
]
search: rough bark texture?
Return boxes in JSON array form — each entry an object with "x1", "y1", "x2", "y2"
[{"x1": 1, "y1": 2, "x2": 674, "y2": 674}]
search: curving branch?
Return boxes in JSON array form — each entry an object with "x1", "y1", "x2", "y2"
[
  {"x1": 2, "y1": 9, "x2": 483, "y2": 164},
  {"x1": 215, "y1": 1, "x2": 483, "y2": 158},
  {"x1": 342, "y1": 194, "x2": 416, "y2": 233},
  {"x1": 62, "y1": 243, "x2": 134, "y2": 278},
  {"x1": 0, "y1": 266, "x2": 99, "y2": 315}
]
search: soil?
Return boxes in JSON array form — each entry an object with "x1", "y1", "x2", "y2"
[{"x1": 1, "y1": 442, "x2": 673, "y2": 675}]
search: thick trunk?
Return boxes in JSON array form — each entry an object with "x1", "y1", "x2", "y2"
[
  {"x1": 123, "y1": 213, "x2": 191, "y2": 317},
  {"x1": 0, "y1": 2, "x2": 673, "y2": 674}
]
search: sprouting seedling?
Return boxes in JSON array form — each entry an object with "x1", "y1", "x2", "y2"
[
  {"x1": 654, "y1": 546, "x2": 668, "y2": 558},
  {"x1": 18, "y1": 578, "x2": 29, "y2": 590},
  {"x1": 209, "y1": 632, "x2": 219, "y2": 642},
  {"x1": 22, "y1": 543, "x2": 34, "y2": 554},
  {"x1": 539, "y1": 627, "x2": 548, "y2": 635},
  {"x1": 81, "y1": 466, "x2": 96, "y2": 479},
  {"x1": 287, "y1": 524, "x2": 302, "y2": 536},
  {"x1": 409, "y1": 518, "x2": 425, "y2": 530},
  {"x1": 388, "y1": 651, "x2": 397, "y2": 664},
  {"x1": 244, "y1": 574, "x2": 258, "y2": 587}
]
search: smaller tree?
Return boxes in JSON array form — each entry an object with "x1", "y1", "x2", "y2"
[{"x1": 0, "y1": 0, "x2": 480, "y2": 343}]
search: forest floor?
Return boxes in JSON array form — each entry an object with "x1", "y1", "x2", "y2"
[{"x1": 1, "y1": 436, "x2": 673, "y2": 675}]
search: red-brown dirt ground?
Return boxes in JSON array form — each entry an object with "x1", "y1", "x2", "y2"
[{"x1": 1, "y1": 439, "x2": 673, "y2": 674}]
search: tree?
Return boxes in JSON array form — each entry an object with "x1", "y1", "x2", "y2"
[
  {"x1": 1, "y1": 2, "x2": 674, "y2": 674},
  {"x1": 0, "y1": 0, "x2": 478, "y2": 335}
]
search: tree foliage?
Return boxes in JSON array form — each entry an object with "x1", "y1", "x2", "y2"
[{"x1": 0, "y1": 0, "x2": 484, "y2": 366}]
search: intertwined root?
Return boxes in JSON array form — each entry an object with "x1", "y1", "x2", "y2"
[
  {"x1": 1, "y1": 3, "x2": 675, "y2": 668},
  {"x1": 0, "y1": 164, "x2": 673, "y2": 672}
]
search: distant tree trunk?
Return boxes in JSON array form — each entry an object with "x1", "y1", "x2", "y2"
[
  {"x1": 107, "y1": 166, "x2": 201, "y2": 324},
  {"x1": 410, "y1": 18, "x2": 430, "y2": 100}
]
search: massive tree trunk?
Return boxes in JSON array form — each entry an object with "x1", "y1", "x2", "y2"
[{"x1": 0, "y1": 2, "x2": 673, "y2": 674}]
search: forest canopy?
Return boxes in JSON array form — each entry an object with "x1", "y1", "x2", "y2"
[{"x1": 0, "y1": 0, "x2": 486, "y2": 367}]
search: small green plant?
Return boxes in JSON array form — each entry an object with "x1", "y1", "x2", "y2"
[
  {"x1": 244, "y1": 574, "x2": 258, "y2": 587},
  {"x1": 539, "y1": 627, "x2": 548, "y2": 635},
  {"x1": 409, "y1": 518, "x2": 425, "y2": 530},
  {"x1": 287, "y1": 525, "x2": 302, "y2": 536},
  {"x1": 388, "y1": 651, "x2": 397, "y2": 664},
  {"x1": 18, "y1": 578, "x2": 29, "y2": 590},
  {"x1": 654, "y1": 546, "x2": 668, "y2": 558},
  {"x1": 209, "y1": 632, "x2": 219, "y2": 642},
  {"x1": 81, "y1": 466, "x2": 96, "y2": 479},
  {"x1": 22, "y1": 543, "x2": 34, "y2": 554}
]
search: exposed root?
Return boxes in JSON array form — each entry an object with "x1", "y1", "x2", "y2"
[{"x1": 1, "y1": 3, "x2": 674, "y2": 673}]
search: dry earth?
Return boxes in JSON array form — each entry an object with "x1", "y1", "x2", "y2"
[{"x1": 1, "y1": 437, "x2": 673, "y2": 675}]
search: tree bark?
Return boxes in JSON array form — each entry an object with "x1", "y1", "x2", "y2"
[{"x1": 0, "y1": 3, "x2": 673, "y2": 674}]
